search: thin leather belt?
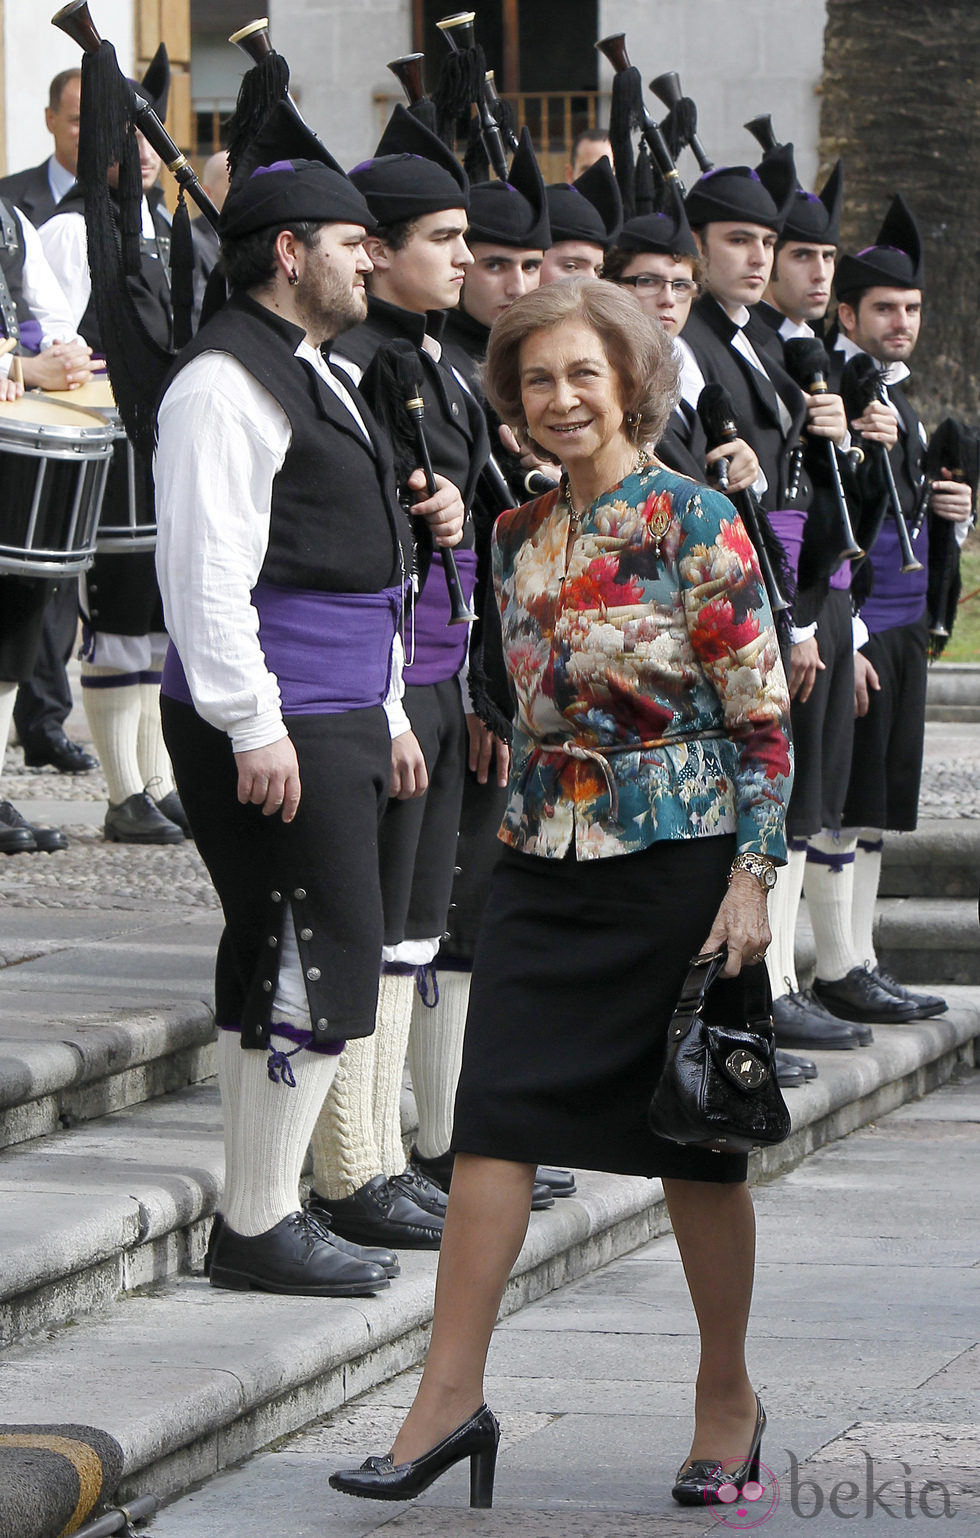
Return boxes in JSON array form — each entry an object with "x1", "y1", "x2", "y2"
[{"x1": 533, "y1": 729, "x2": 728, "y2": 822}]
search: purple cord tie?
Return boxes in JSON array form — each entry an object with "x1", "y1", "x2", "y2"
[{"x1": 415, "y1": 963, "x2": 439, "y2": 1008}]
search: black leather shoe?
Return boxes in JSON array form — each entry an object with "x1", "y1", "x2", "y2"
[
  {"x1": 326, "y1": 1174, "x2": 444, "y2": 1250},
  {"x1": 303, "y1": 1196, "x2": 400, "y2": 1276},
  {"x1": 155, "y1": 789, "x2": 191, "y2": 835},
  {"x1": 772, "y1": 990, "x2": 862, "y2": 1050},
  {"x1": 672, "y1": 1396, "x2": 766, "y2": 1507},
  {"x1": 0, "y1": 801, "x2": 36, "y2": 853},
  {"x1": 410, "y1": 1146, "x2": 555, "y2": 1210},
  {"x1": 208, "y1": 1210, "x2": 389, "y2": 1295},
  {"x1": 0, "y1": 805, "x2": 67, "y2": 855},
  {"x1": 797, "y1": 985, "x2": 874, "y2": 1045},
  {"x1": 206, "y1": 1208, "x2": 400, "y2": 1280},
  {"x1": 104, "y1": 791, "x2": 185, "y2": 844},
  {"x1": 22, "y1": 732, "x2": 97, "y2": 773},
  {"x1": 813, "y1": 965, "x2": 917, "y2": 1025},
  {"x1": 330, "y1": 1403, "x2": 499, "y2": 1507},
  {"x1": 388, "y1": 1160, "x2": 449, "y2": 1217},
  {"x1": 410, "y1": 1145, "x2": 454, "y2": 1192},
  {"x1": 774, "y1": 1051, "x2": 806, "y2": 1088},
  {"x1": 535, "y1": 1165, "x2": 577, "y2": 1197},
  {"x1": 775, "y1": 1048, "x2": 817, "y2": 1081},
  {"x1": 871, "y1": 966, "x2": 948, "y2": 1020}
]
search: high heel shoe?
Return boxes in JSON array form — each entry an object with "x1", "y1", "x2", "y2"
[
  {"x1": 671, "y1": 1395, "x2": 766, "y2": 1507},
  {"x1": 329, "y1": 1403, "x2": 500, "y2": 1508}
]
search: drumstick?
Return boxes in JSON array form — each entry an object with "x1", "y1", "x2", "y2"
[
  {"x1": 0, "y1": 337, "x2": 16, "y2": 358},
  {"x1": 9, "y1": 354, "x2": 23, "y2": 386}
]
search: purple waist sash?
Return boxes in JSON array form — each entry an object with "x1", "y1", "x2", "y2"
[
  {"x1": 161, "y1": 581, "x2": 405, "y2": 717},
  {"x1": 405, "y1": 547, "x2": 478, "y2": 687},
  {"x1": 17, "y1": 319, "x2": 43, "y2": 354},
  {"x1": 829, "y1": 559, "x2": 852, "y2": 592},
  {"x1": 767, "y1": 508, "x2": 807, "y2": 581}
]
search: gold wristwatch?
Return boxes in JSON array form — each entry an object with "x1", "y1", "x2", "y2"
[{"x1": 729, "y1": 852, "x2": 778, "y2": 891}]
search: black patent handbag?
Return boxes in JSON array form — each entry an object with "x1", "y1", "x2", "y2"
[{"x1": 648, "y1": 948, "x2": 792, "y2": 1154}]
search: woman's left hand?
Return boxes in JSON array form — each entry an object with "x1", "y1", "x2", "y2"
[{"x1": 701, "y1": 872, "x2": 771, "y2": 977}]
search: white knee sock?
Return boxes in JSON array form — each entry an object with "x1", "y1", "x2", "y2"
[
  {"x1": 311, "y1": 1028, "x2": 382, "y2": 1200},
  {"x1": 0, "y1": 681, "x2": 16, "y2": 777},
  {"x1": 765, "y1": 843, "x2": 807, "y2": 999},
  {"x1": 372, "y1": 971, "x2": 415, "y2": 1177},
  {"x1": 81, "y1": 664, "x2": 142, "y2": 804},
  {"x1": 220, "y1": 1017, "x2": 341, "y2": 1238},
  {"x1": 805, "y1": 830, "x2": 859, "y2": 982},
  {"x1": 853, "y1": 830, "x2": 884, "y2": 970},
  {"x1": 137, "y1": 679, "x2": 175, "y2": 799},
  {"x1": 408, "y1": 967, "x2": 470, "y2": 1159}
]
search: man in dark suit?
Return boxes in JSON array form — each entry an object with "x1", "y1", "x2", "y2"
[
  {"x1": 1, "y1": 67, "x2": 96, "y2": 774},
  {"x1": 0, "y1": 69, "x2": 80, "y2": 229}
]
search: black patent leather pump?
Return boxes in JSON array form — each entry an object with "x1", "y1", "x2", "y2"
[
  {"x1": 329, "y1": 1403, "x2": 500, "y2": 1508},
  {"x1": 671, "y1": 1396, "x2": 766, "y2": 1507}
]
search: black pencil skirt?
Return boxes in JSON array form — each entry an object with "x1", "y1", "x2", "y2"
[{"x1": 452, "y1": 831, "x2": 749, "y2": 1183}]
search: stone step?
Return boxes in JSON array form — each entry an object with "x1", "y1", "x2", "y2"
[
  {"x1": 926, "y1": 663, "x2": 980, "y2": 707},
  {"x1": 876, "y1": 898, "x2": 980, "y2": 986},
  {"x1": 0, "y1": 911, "x2": 219, "y2": 1151},
  {"x1": 881, "y1": 820, "x2": 980, "y2": 898},
  {"x1": 0, "y1": 993, "x2": 976, "y2": 1510}
]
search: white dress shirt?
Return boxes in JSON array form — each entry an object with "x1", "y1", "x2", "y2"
[
  {"x1": 0, "y1": 207, "x2": 80, "y2": 376},
  {"x1": 156, "y1": 336, "x2": 407, "y2": 753}
]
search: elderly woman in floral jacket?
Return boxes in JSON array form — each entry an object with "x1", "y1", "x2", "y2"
[{"x1": 332, "y1": 280, "x2": 792, "y2": 1513}]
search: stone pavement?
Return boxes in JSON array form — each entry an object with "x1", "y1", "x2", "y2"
[{"x1": 146, "y1": 1069, "x2": 980, "y2": 1538}]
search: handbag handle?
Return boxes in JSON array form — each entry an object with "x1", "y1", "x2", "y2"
[{"x1": 670, "y1": 948, "x2": 773, "y2": 1043}]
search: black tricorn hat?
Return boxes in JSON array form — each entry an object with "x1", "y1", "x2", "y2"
[
  {"x1": 466, "y1": 128, "x2": 551, "y2": 249},
  {"x1": 546, "y1": 155, "x2": 623, "y2": 249},
  {"x1": 685, "y1": 152, "x2": 795, "y2": 233},
  {"x1": 221, "y1": 100, "x2": 375, "y2": 239},
  {"x1": 615, "y1": 183, "x2": 698, "y2": 258},
  {"x1": 834, "y1": 194, "x2": 924, "y2": 299},
  {"x1": 349, "y1": 102, "x2": 469, "y2": 223},
  {"x1": 759, "y1": 146, "x2": 843, "y2": 245},
  {"x1": 128, "y1": 42, "x2": 170, "y2": 123}
]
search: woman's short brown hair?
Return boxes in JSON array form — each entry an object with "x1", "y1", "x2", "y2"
[{"x1": 483, "y1": 278, "x2": 680, "y2": 455}]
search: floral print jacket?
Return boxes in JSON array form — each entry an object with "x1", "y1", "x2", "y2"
[{"x1": 492, "y1": 462, "x2": 793, "y2": 861}]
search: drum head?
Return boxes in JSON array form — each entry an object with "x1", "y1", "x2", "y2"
[
  {"x1": 0, "y1": 392, "x2": 116, "y2": 450},
  {"x1": 43, "y1": 378, "x2": 116, "y2": 413}
]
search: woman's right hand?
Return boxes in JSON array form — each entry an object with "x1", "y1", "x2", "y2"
[{"x1": 701, "y1": 872, "x2": 771, "y2": 976}]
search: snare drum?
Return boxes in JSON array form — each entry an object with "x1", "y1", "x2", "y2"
[
  {"x1": 0, "y1": 394, "x2": 115, "y2": 578},
  {"x1": 45, "y1": 378, "x2": 156, "y2": 553}
]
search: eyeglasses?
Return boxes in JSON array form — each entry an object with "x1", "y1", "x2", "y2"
[{"x1": 618, "y1": 275, "x2": 700, "y2": 297}]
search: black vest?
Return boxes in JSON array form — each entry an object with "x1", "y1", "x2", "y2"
[
  {"x1": 0, "y1": 199, "x2": 34, "y2": 343},
  {"x1": 335, "y1": 296, "x2": 489, "y2": 518},
  {"x1": 56, "y1": 185, "x2": 174, "y2": 354},
  {"x1": 682, "y1": 294, "x2": 813, "y2": 513},
  {"x1": 160, "y1": 293, "x2": 409, "y2": 594}
]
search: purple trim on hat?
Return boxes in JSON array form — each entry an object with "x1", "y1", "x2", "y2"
[
  {"x1": 856, "y1": 243, "x2": 909, "y2": 259},
  {"x1": 252, "y1": 160, "x2": 297, "y2": 178},
  {"x1": 802, "y1": 192, "x2": 822, "y2": 206}
]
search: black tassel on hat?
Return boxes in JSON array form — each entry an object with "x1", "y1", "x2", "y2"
[
  {"x1": 76, "y1": 41, "x2": 171, "y2": 459},
  {"x1": 608, "y1": 64, "x2": 644, "y2": 220},
  {"x1": 634, "y1": 140, "x2": 656, "y2": 217},
  {"x1": 224, "y1": 47, "x2": 292, "y2": 176}
]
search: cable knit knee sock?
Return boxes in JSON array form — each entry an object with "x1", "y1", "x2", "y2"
[
  {"x1": 218, "y1": 1021, "x2": 341, "y2": 1238},
  {"x1": 765, "y1": 842, "x2": 807, "y2": 999},
  {"x1": 805, "y1": 830, "x2": 859, "y2": 982},
  {"x1": 80, "y1": 664, "x2": 142, "y2": 805},
  {"x1": 852, "y1": 830, "x2": 885, "y2": 970},
  {"x1": 311, "y1": 1028, "x2": 382, "y2": 1200},
  {"x1": 408, "y1": 967, "x2": 470, "y2": 1159},
  {"x1": 136, "y1": 677, "x2": 175, "y2": 799},
  {"x1": 371, "y1": 971, "x2": 415, "y2": 1178}
]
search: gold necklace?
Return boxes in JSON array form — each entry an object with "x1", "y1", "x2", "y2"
[{"x1": 564, "y1": 448, "x2": 650, "y2": 524}]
